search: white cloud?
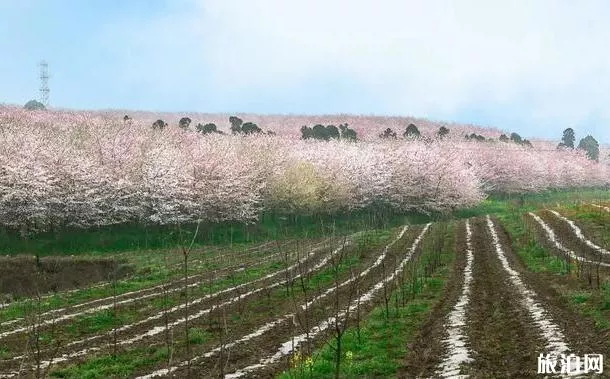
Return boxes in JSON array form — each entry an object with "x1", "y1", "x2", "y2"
[{"x1": 100, "y1": 0, "x2": 610, "y2": 142}]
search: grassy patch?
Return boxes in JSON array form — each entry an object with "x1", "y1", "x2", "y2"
[
  {"x1": 50, "y1": 346, "x2": 171, "y2": 379},
  {"x1": 0, "y1": 207, "x2": 419, "y2": 256},
  {"x1": 187, "y1": 327, "x2": 212, "y2": 345},
  {"x1": 570, "y1": 291, "x2": 591, "y2": 305},
  {"x1": 491, "y1": 198, "x2": 610, "y2": 338},
  {"x1": 66, "y1": 309, "x2": 138, "y2": 336},
  {"x1": 281, "y1": 275, "x2": 448, "y2": 379},
  {"x1": 44, "y1": 228, "x2": 396, "y2": 377},
  {"x1": 280, "y1": 223, "x2": 454, "y2": 378}
]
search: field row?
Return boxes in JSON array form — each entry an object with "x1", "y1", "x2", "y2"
[{"x1": 1, "y1": 205, "x2": 609, "y2": 377}]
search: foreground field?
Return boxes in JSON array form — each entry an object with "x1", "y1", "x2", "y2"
[{"x1": 1, "y1": 194, "x2": 610, "y2": 378}]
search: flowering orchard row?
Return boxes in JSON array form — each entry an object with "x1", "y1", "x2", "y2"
[{"x1": 0, "y1": 107, "x2": 608, "y2": 234}]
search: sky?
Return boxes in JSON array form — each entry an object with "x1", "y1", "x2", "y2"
[{"x1": 1, "y1": 0, "x2": 610, "y2": 143}]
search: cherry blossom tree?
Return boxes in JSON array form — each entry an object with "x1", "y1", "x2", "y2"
[{"x1": 0, "y1": 104, "x2": 608, "y2": 239}]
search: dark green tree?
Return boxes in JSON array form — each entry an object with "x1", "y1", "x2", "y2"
[
  {"x1": 578, "y1": 135, "x2": 599, "y2": 161},
  {"x1": 499, "y1": 134, "x2": 509, "y2": 142},
  {"x1": 301, "y1": 125, "x2": 313, "y2": 139},
  {"x1": 339, "y1": 123, "x2": 357, "y2": 141},
  {"x1": 312, "y1": 124, "x2": 328, "y2": 140},
  {"x1": 152, "y1": 119, "x2": 167, "y2": 130},
  {"x1": 326, "y1": 124, "x2": 340, "y2": 140},
  {"x1": 437, "y1": 126, "x2": 450, "y2": 139},
  {"x1": 179, "y1": 117, "x2": 192, "y2": 129},
  {"x1": 241, "y1": 122, "x2": 262, "y2": 134},
  {"x1": 196, "y1": 123, "x2": 221, "y2": 134},
  {"x1": 558, "y1": 127, "x2": 575, "y2": 148},
  {"x1": 379, "y1": 128, "x2": 397, "y2": 139},
  {"x1": 465, "y1": 133, "x2": 485, "y2": 142},
  {"x1": 403, "y1": 123, "x2": 420, "y2": 139},
  {"x1": 510, "y1": 132, "x2": 523, "y2": 144},
  {"x1": 229, "y1": 116, "x2": 243, "y2": 134},
  {"x1": 23, "y1": 100, "x2": 45, "y2": 111}
]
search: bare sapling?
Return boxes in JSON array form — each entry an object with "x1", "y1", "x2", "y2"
[
  {"x1": 381, "y1": 257, "x2": 390, "y2": 320},
  {"x1": 282, "y1": 239, "x2": 292, "y2": 297},
  {"x1": 177, "y1": 219, "x2": 202, "y2": 376},
  {"x1": 327, "y1": 235, "x2": 353, "y2": 379},
  {"x1": 163, "y1": 246, "x2": 174, "y2": 368},
  {"x1": 33, "y1": 281, "x2": 42, "y2": 378},
  {"x1": 217, "y1": 305, "x2": 229, "y2": 377},
  {"x1": 111, "y1": 257, "x2": 119, "y2": 359},
  {"x1": 294, "y1": 239, "x2": 312, "y2": 357}
]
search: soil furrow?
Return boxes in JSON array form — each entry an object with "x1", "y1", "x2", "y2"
[
  {"x1": 0, "y1": 240, "x2": 281, "y2": 315},
  {"x1": 134, "y1": 225, "x2": 415, "y2": 379},
  {"x1": 399, "y1": 220, "x2": 468, "y2": 378},
  {"x1": 546, "y1": 210, "x2": 610, "y2": 256},
  {"x1": 216, "y1": 224, "x2": 431, "y2": 379},
  {"x1": 0, "y1": 240, "x2": 331, "y2": 342},
  {"x1": 529, "y1": 212, "x2": 610, "y2": 269},
  {"x1": 435, "y1": 219, "x2": 474, "y2": 378},
  {"x1": 1, "y1": 237, "x2": 354, "y2": 376},
  {"x1": 491, "y1": 216, "x2": 610, "y2": 375},
  {"x1": 462, "y1": 217, "x2": 544, "y2": 378}
]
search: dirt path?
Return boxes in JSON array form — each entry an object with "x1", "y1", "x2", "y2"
[
  {"x1": 125, "y1": 225, "x2": 420, "y2": 378},
  {"x1": 537, "y1": 210, "x2": 610, "y2": 265},
  {"x1": 528, "y1": 212, "x2": 610, "y2": 270},
  {"x1": 491, "y1": 216, "x2": 610, "y2": 375},
  {"x1": 0, "y1": 238, "x2": 347, "y2": 376},
  {"x1": 401, "y1": 217, "x2": 547, "y2": 378},
  {"x1": 466, "y1": 216, "x2": 552, "y2": 378},
  {"x1": 209, "y1": 224, "x2": 431, "y2": 379},
  {"x1": 401, "y1": 216, "x2": 610, "y2": 378},
  {"x1": 399, "y1": 220, "x2": 468, "y2": 378}
]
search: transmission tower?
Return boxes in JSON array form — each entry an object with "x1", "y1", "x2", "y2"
[{"x1": 39, "y1": 60, "x2": 50, "y2": 107}]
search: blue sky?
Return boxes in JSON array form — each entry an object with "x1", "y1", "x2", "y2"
[{"x1": 2, "y1": 0, "x2": 610, "y2": 143}]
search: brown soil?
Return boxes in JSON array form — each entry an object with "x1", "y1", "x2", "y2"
[
  {"x1": 0, "y1": 256, "x2": 134, "y2": 299},
  {"x1": 398, "y1": 221, "x2": 465, "y2": 378},
  {"x1": 400, "y1": 216, "x2": 610, "y2": 378},
  {"x1": 0, "y1": 239, "x2": 333, "y2": 367},
  {"x1": 537, "y1": 210, "x2": 610, "y2": 266},
  {"x1": 493, "y1": 216, "x2": 610, "y2": 376},
  {"x1": 137, "y1": 226, "x2": 424, "y2": 379}
]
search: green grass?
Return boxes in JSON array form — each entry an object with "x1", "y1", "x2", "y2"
[
  {"x1": 454, "y1": 188, "x2": 610, "y2": 220},
  {"x1": 281, "y1": 293, "x2": 442, "y2": 379},
  {"x1": 187, "y1": 327, "x2": 212, "y2": 345},
  {"x1": 281, "y1": 275, "x2": 449, "y2": 379},
  {"x1": 490, "y1": 197, "x2": 610, "y2": 337},
  {"x1": 46, "y1": 228, "x2": 397, "y2": 378},
  {"x1": 280, "y1": 222, "x2": 454, "y2": 378},
  {"x1": 50, "y1": 346, "x2": 171, "y2": 379},
  {"x1": 0, "y1": 207, "x2": 424, "y2": 256},
  {"x1": 66, "y1": 309, "x2": 138, "y2": 336},
  {"x1": 568, "y1": 282, "x2": 610, "y2": 331}
]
